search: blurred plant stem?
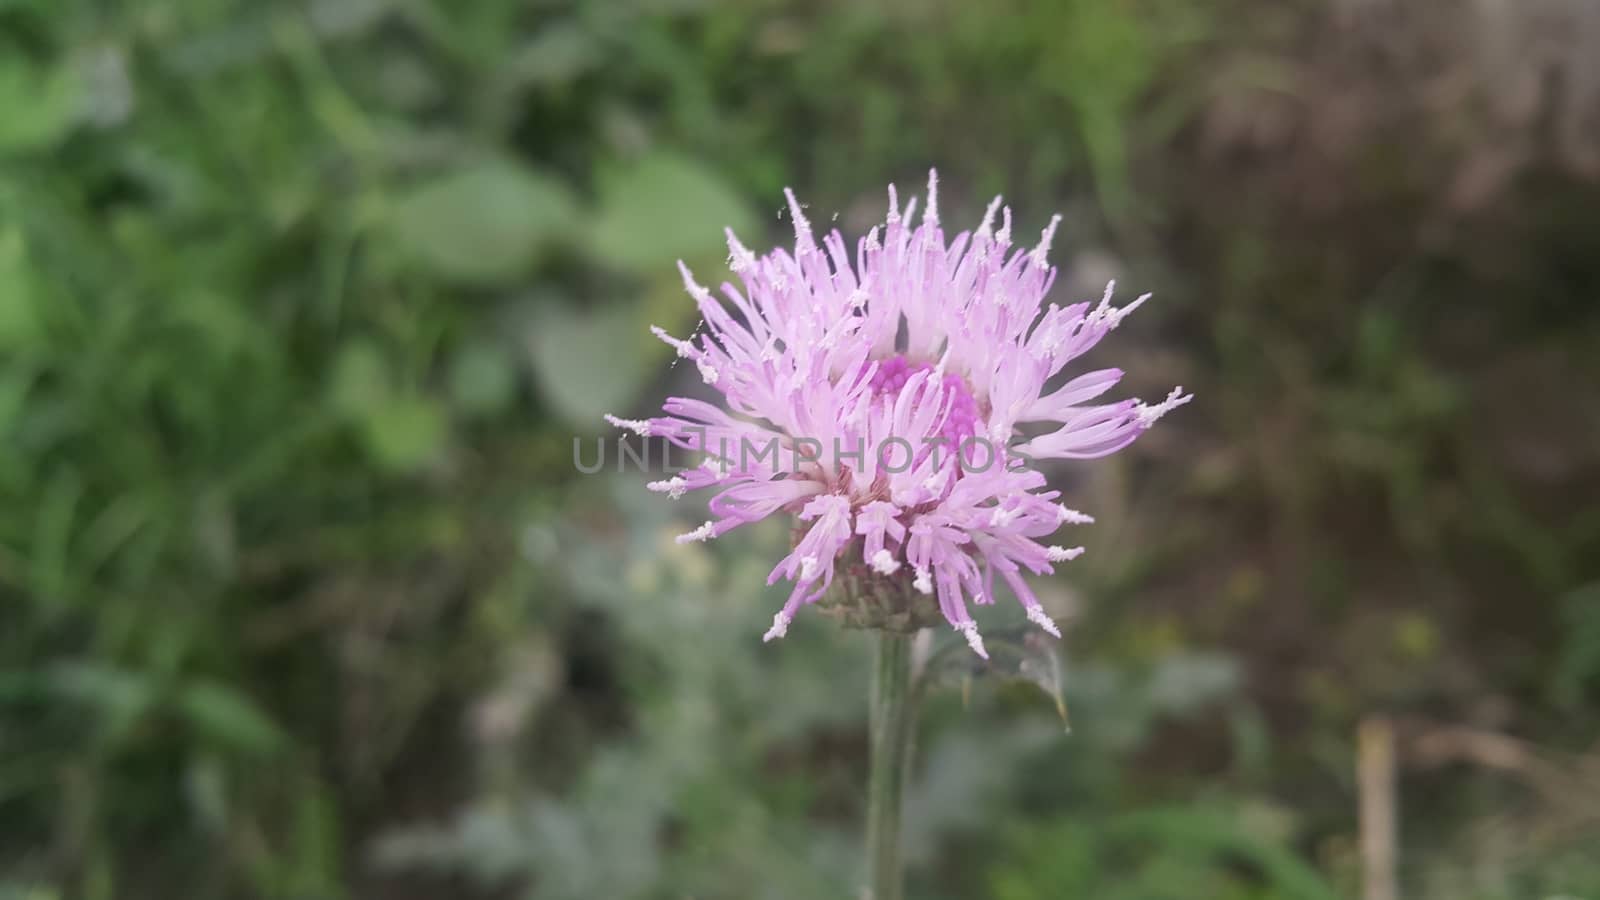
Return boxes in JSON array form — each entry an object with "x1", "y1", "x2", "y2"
[{"x1": 866, "y1": 630, "x2": 915, "y2": 900}]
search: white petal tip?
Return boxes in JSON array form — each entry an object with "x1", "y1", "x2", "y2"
[
  {"x1": 677, "y1": 262, "x2": 713, "y2": 301},
  {"x1": 1134, "y1": 387, "x2": 1193, "y2": 428},
  {"x1": 1030, "y1": 214, "x2": 1063, "y2": 266},
  {"x1": 725, "y1": 229, "x2": 757, "y2": 272},
  {"x1": 869, "y1": 549, "x2": 901, "y2": 575},
  {"x1": 1056, "y1": 506, "x2": 1095, "y2": 525},
  {"x1": 649, "y1": 325, "x2": 694, "y2": 358},
  {"x1": 1027, "y1": 605, "x2": 1063, "y2": 638},
  {"x1": 604, "y1": 414, "x2": 651, "y2": 437},
  {"x1": 958, "y1": 622, "x2": 988, "y2": 659},
  {"x1": 996, "y1": 206, "x2": 1013, "y2": 246},
  {"x1": 647, "y1": 477, "x2": 688, "y2": 500},
  {"x1": 762, "y1": 612, "x2": 791, "y2": 643},
  {"x1": 1046, "y1": 545, "x2": 1086, "y2": 563},
  {"x1": 676, "y1": 521, "x2": 716, "y2": 544},
  {"x1": 976, "y1": 195, "x2": 1004, "y2": 240},
  {"x1": 784, "y1": 187, "x2": 814, "y2": 248}
]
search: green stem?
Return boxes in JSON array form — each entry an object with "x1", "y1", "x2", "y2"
[{"x1": 866, "y1": 630, "x2": 916, "y2": 900}]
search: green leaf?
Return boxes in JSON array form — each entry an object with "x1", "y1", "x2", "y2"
[
  {"x1": 527, "y1": 306, "x2": 646, "y2": 427},
  {"x1": 918, "y1": 627, "x2": 1070, "y2": 728},
  {"x1": 0, "y1": 228, "x2": 42, "y2": 349},
  {"x1": 388, "y1": 159, "x2": 578, "y2": 285},
  {"x1": 1110, "y1": 808, "x2": 1342, "y2": 900},
  {"x1": 0, "y1": 59, "x2": 81, "y2": 153},
  {"x1": 327, "y1": 339, "x2": 392, "y2": 415},
  {"x1": 32, "y1": 467, "x2": 83, "y2": 608},
  {"x1": 327, "y1": 342, "x2": 449, "y2": 470},
  {"x1": 510, "y1": 23, "x2": 601, "y2": 89},
  {"x1": 587, "y1": 152, "x2": 754, "y2": 275},
  {"x1": 0, "y1": 368, "x2": 31, "y2": 437},
  {"x1": 178, "y1": 680, "x2": 287, "y2": 755},
  {"x1": 361, "y1": 395, "x2": 448, "y2": 472},
  {"x1": 448, "y1": 342, "x2": 517, "y2": 416},
  {"x1": 46, "y1": 663, "x2": 156, "y2": 721}
]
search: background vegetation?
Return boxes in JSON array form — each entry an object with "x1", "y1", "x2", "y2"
[{"x1": 2, "y1": 0, "x2": 1598, "y2": 897}]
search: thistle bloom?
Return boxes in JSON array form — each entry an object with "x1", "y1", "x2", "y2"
[{"x1": 608, "y1": 171, "x2": 1189, "y2": 657}]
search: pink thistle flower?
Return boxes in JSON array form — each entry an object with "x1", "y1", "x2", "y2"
[{"x1": 611, "y1": 171, "x2": 1190, "y2": 656}]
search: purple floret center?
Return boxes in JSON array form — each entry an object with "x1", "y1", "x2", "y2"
[{"x1": 868, "y1": 354, "x2": 985, "y2": 462}]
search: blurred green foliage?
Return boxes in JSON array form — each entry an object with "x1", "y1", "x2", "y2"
[{"x1": 1, "y1": 0, "x2": 1598, "y2": 898}]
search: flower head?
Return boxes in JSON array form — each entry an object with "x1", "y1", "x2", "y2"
[{"x1": 614, "y1": 171, "x2": 1189, "y2": 655}]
